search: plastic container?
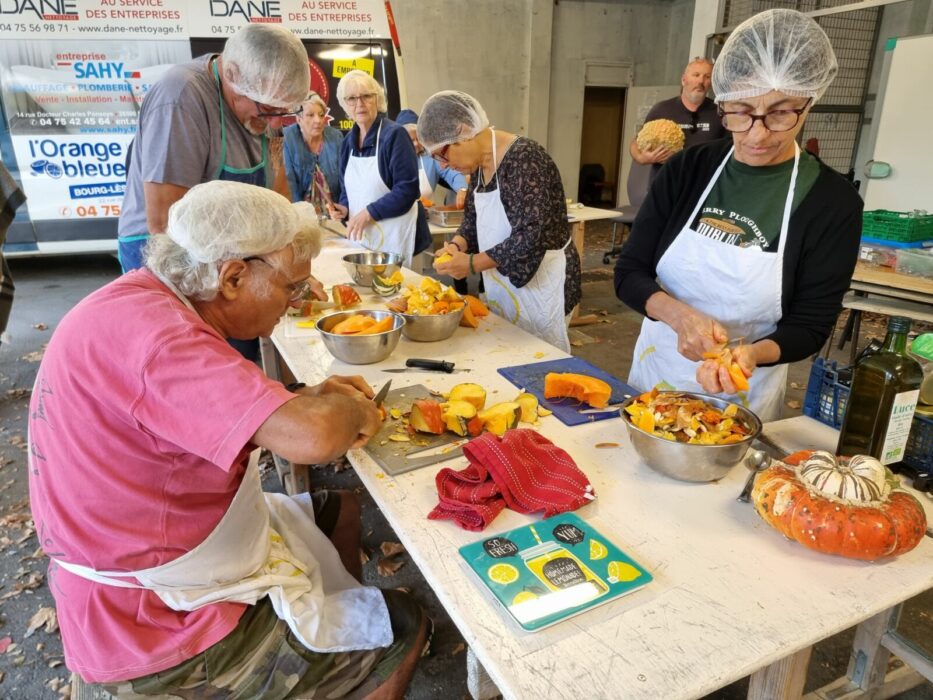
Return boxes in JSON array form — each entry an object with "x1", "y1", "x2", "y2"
[
  {"x1": 803, "y1": 357, "x2": 931, "y2": 471},
  {"x1": 895, "y1": 247, "x2": 933, "y2": 279},
  {"x1": 858, "y1": 242, "x2": 898, "y2": 268},
  {"x1": 862, "y1": 210, "x2": 933, "y2": 243}
]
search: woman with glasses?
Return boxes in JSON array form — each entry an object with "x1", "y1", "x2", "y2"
[
  {"x1": 614, "y1": 9, "x2": 862, "y2": 421},
  {"x1": 326, "y1": 70, "x2": 429, "y2": 268},
  {"x1": 283, "y1": 92, "x2": 344, "y2": 210},
  {"x1": 418, "y1": 91, "x2": 581, "y2": 352}
]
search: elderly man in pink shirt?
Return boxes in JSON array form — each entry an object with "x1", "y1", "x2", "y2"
[{"x1": 28, "y1": 180, "x2": 427, "y2": 699}]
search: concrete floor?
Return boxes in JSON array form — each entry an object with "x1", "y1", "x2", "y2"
[{"x1": 0, "y1": 221, "x2": 930, "y2": 699}]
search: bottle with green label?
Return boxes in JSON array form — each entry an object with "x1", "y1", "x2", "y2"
[{"x1": 837, "y1": 316, "x2": 923, "y2": 464}]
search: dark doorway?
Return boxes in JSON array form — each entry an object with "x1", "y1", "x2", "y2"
[{"x1": 578, "y1": 86, "x2": 626, "y2": 208}]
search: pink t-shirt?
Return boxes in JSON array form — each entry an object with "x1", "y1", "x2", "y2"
[{"x1": 28, "y1": 269, "x2": 294, "y2": 682}]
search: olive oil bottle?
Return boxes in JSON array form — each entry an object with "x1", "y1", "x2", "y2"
[{"x1": 837, "y1": 316, "x2": 923, "y2": 464}]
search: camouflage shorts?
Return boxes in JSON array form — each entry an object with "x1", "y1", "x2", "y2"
[{"x1": 100, "y1": 588, "x2": 424, "y2": 700}]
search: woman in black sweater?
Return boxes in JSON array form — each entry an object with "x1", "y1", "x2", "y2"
[{"x1": 614, "y1": 8, "x2": 862, "y2": 421}]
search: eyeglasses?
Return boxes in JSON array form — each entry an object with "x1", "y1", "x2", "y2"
[
  {"x1": 344, "y1": 93, "x2": 376, "y2": 106},
  {"x1": 431, "y1": 143, "x2": 452, "y2": 165},
  {"x1": 253, "y1": 101, "x2": 303, "y2": 120},
  {"x1": 243, "y1": 256, "x2": 312, "y2": 302},
  {"x1": 718, "y1": 98, "x2": 811, "y2": 133}
]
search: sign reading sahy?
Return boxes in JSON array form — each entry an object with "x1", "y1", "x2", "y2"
[
  {"x1": 0, "y1": 0, "x2": 188, "y2": 39},
  {"x1": 187, "y1": 0, "x2": 390, "y2": 39},
  {"x1": 10, "y1": 133, "x2": 130, "y2": 220}
]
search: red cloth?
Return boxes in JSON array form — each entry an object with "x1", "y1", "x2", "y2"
[{"x1": 428, "y1": 429, "x2": 594, "y2": 531}]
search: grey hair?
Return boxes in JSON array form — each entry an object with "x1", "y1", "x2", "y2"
[
  {"x1": 301, "y1": 92, "x2": 329, "y2": 116},
  {"x1": 145, "y1": 219, "x2": 323, "y2": 302},
  {"x1": 336, "y1": 70, "x2": 388, "y2": 116}
]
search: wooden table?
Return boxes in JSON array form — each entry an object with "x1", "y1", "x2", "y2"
[
  {"x1": 270, "y1": 236, "x2": 933, "y2": 700},
  {"x1": 834, "y1": 263, "x2": 933, "y2": 363}
]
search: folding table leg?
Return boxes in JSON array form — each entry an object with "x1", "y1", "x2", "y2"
[
  {"x1": 466, "y1": 647, "x2": 501, "y2": 700},
  {"x1": 748, "y1": 646, "x2": 811, "y2": 699}
]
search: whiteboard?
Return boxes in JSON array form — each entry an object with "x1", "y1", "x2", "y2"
[{"x1": 862, "y1": 34, "x2": 933, "y2": 213}]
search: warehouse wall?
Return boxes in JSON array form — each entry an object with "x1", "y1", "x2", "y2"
[{"x1": 391, "y1": 0, "x2": 694, "y2": 199}]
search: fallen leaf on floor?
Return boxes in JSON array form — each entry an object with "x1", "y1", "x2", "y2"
[
  {"x1": 7, "y1": 435, "x2": 24, "y2": 447},
  {"x1": 0, "y1": 571, "x2": 44, "y2": 599},
  {"x1": 5, "y1": 389, "x2": 30, "y2": 400},
  {"x1": 595, "y1": 442, "x2": 620, "y2": 449},
  {"x1": 0, "y1": 637, "x2": 12, "y2": 654},
  {"x1": 789, "y1": 382, "x2": 802, "y2": 390},
  {"x1": 48, "y1": 659, "x2": 63, "y2": 668},
  {"x1": 47, "y1": 677, "x2": 62, "y2": 690},
  {"x1": 0, "y1": 670, "x2": 4, "y2": 682},
  {"x1": 786, "y1": 400, "x2": 801, "y2": 409},
  {"x1": 21, "y1": 349, "x2": 45, "y2": 363},
  {"x1": 36, "y1": 642, "x2": 44, "y2": 651},
  {"x1": 569, "y1": 339, "x2": 583, "y2": 347},
  {"x1": 359, "y1": 548, "x2": 370, "y2": 565},
  {"x1": 25, "y1": 606, "x2": 58, "y2": 637},
  {"x1": 33, "y1": 323, "x2": 48, "y2": 331},
  {"x1": 376, "y1": 556, "x2": 405, "y2": 577},
  {"x1": 380, "y1": 541, "x2": 405, "y2": 558},
  {"x1": 450, "y1": 642, "x2": 466, "y2": 656}
]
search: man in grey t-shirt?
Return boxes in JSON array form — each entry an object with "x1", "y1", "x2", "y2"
[
  {"x1": 117, "y1": 24, "x2": 310, "y2": 274},
  {"x1": 629, "y1": 57, "x2": 727, "y2": 180}
]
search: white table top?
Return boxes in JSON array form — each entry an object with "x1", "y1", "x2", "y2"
[
  {"x1": 567, "y1": 204, "x2": 622, "y2": 223},
  {"x1": 275, "y1": 234, "x2": 933, "y2": 700}
]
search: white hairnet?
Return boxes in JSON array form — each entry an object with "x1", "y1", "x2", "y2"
[
  {"x1": 416, "y1": 91, "x2": 490, "y2": 154},
  {"x1": 166, "y1": 181, "x2": 312, "y2": 264},
  {"x1": 712, "y1": 9, "x2": 838, "y2": 103},
  {"x1": 221, "y1": 25, "x2": 310, "y2": 108}
]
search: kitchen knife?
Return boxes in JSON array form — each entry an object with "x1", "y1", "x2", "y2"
[
  {"x1": 382, "y1": 358, "x2": 468, "y2": 373},
  {"x1": 372, "y1": 379, "x2": 392, "y2": 407}
]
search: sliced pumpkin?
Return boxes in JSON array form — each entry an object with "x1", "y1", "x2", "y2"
[
  {"x1": 514, "y1": 392, "x2": 540, "y2": 423},
  {"x1": 433, "y1": 253, "x2": 453, "y2": 267},
  {"x1": 332, "y1": 284, "x2": 361, "y2": 308},
  {"x1": 463, "y1": 294, "x2": 489, "y2": 317},
  {"x1": 356, "y1": 316, "x2": 395, "y2": 335},
  {"x1": 728, "y1": 363, "x2": 750, "y2": 392},
  {"x1": 410, "y1": 400, "x2": 445, "y2": 435},
  {"x1": 331, "y1": 314, "x2": 377, "y2": 335},
  {"x1": 430, "y1": 300, "x2": 450, "y2": 314},
  {"x1": 441, "y1": 400, "x2": 478, "y2": 437},
  {"x1": 544, "y1": 372, "x2": 612, "y2": 409},
  {"x1": 477, "y1": 401, "x2": 521, "y2": 437},
  {"x1": 449, "y1": 383, "x2": 486, "y2": 411},
  {"x1": 459, "y1": 303, "x2": 479, "y2": 328}
]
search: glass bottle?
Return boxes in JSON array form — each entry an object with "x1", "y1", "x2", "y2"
[{"x1": 837, "y1": 316, "x2": 923, "y2": 463}]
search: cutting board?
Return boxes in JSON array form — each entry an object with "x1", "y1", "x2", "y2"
[
  {"x1": 364, "y1": 384, "x2": 465, "y2": 476},
  {"x1": 498, "y1": 357, "x2": 641, "y2": 426}
]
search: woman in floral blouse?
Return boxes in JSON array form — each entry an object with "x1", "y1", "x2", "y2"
[{"x1": 419, "y1": 91, "x2": 581, "y2": 352}]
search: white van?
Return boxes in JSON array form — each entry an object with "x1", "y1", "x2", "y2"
[{"x1": 0, "y1": 0, "x2": 405, "y2": 256}]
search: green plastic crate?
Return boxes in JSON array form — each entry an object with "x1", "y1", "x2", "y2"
[{"x1": 862, "y1": 210, "x2": 933, "y2": 243}]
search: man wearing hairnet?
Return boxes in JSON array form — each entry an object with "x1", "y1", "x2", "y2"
[
  {"x1": 29, "y1": 181, "x2": 428, "y2": 698},
  {"x1": 615, "y1": 9, "x2": 862, "y2": 422},
  {"x1": 118, "y1": 25, "x2": 310, "y2": 275}
]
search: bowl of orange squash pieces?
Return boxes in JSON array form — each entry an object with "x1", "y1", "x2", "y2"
[
  {"x1": 386, "y1": 278, "x2": 487, "y2": 342},
  {"x1": 315, "y1": 310, "x2": 405, "y2": 364}
]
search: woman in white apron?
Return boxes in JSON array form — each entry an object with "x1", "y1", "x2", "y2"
[
  {"x1": 415, "y1": 91, "x2": 582, "y2": 353},
  {"x1": 615, "y1": 9, "x2": 862, "y2": 422},
  {"x1": 327, "y1": 70, "x2": 428, "y2": 269}
]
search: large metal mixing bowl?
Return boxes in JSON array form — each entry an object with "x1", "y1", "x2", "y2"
[
  {"x1": 342, "y1": 252, "x2": 403, "y2": 287},
  {"x1": 400, "y1": 304, "x2": 465, "y2": 342},
  {"x1": 315, "y1": 310, "x2": 404, "y2": 364},
  {"x1": 620, "y1": 391, "x2": 762, "y2": 482}
]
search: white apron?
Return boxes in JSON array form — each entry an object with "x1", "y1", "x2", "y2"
[
  {"x1": 417, "y1": 155, "x2": 434, "y2": 199},
  {"x1": 628, "y1": 143, "x2": 800, "y2": 422},
  {"x1": 345, "y1": 120, "x2": 418, "y2": 268},
  {"x1": 475, "y1": 129, "x2": 572, "y2": 353},
  {"x1": 50, "y1": 278, "x2": 391, "y2": 653}
]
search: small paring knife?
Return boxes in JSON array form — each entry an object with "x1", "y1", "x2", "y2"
[
  {"x1": 382, "y1": 358, "x2": 469, "y2": 373},
  {"x1": 372, "y1": 379, "x2": 392, "y2": 407}
]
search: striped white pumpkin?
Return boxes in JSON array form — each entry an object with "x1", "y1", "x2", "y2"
[{"x1": 798, "y1": 451, "x2": 890, "y2": 503}]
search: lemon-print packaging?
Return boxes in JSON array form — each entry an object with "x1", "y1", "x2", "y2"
[{"x1": 458, "y1": 513, "x2": 652, "y2": 631}]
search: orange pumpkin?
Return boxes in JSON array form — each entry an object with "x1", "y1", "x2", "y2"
[
  {"x1": 409, "y1": 400, "x2": 445, "y2": 435},
  {"x1": 459, "y1": 303, "x2": 479, "y2": 328},
  {"x1": 356, "y1": 316, "x2": 394, "y2": 335},
  {"x1": 331, "y1": 314, "x2": 376, "y2": 335},
  {"x1": 752, "y1": 450, "x2": 927, "y2": 561},
  {"x1": 544, "y1": 372, "x2": 612, "y2": 409},
  {"x1": 332, "y1": 284, "x2": 361, "y2": 308},
  {"x1": 463, "y1": 294, "x2": 489, "y2": 317}
]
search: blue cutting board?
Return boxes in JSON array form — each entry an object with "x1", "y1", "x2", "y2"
[{"x1": 498, "y1": 357, "x2": 642, "y2": 426}]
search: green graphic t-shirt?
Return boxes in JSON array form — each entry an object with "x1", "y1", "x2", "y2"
[{"x1": 692, "y1": 150, "x2": 820, "y2": 250}]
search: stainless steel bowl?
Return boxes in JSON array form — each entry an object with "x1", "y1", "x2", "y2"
[
  {"x1": 620, "y1": 391, "x2": 762, "y2": 482},
  {"x1": 342, "y1": 252, "x2": 403, "y2": 287},
  {"x1": 315, "y1": 310, "x2": 404, "y2": 364},
  {"x1": 400, "y1": 304, "x2": 465, "y2": 342}
]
